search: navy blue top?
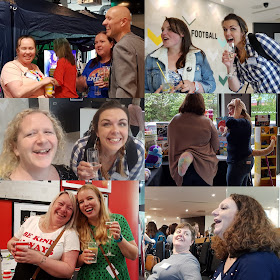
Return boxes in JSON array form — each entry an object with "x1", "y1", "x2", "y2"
[
  {"x1": 212, "y1": 251, "x2": 280, "y2": 280},
  {"x1": 226, "y1": 117, "x2": 252, "y2": 163}
]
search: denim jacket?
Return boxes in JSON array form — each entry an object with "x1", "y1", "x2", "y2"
[{"x1": 145, "y1": 46, "x2": 216, "y2": 93}]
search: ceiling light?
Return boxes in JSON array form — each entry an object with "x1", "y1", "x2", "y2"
[
  {"x1": 164, "y1": 218, "x2": 166, "y2": 221},
  {"x1": 150, "y1": 208, "x2": 163, "y2": 211},
  {"x1": 177, "y1": 217, "x2": 179, "y2": 219},
  {"x1": 185, "y1": 209, "x2": 188, "y2": 212},
  {"x1": 146, "y1": 215, "x2": 151, "y2": 219},
  {"x1": 212, "y1": 194, "x2": 216, "y2": 197}
]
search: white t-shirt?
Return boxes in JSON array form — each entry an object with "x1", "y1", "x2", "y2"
[{"x1": 14, "y1": 216, "x2": 80, "y2": 260}]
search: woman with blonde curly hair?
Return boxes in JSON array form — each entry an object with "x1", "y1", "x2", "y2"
[
  {"x1": 76, "y1": 184, "x2": 138, "y2": 280},
  {"x1": 53, "y1": 38, "x2": 78, "y2": 98},
  {"x1": 211, "y1": 194, "x2": 280, "y2": 279},
  {"x1": 70, "y1": 100, "x2": 144, "y2": 180},
  {"x1": 0, "y1": 108, "x2": 77, "y2": 180}
]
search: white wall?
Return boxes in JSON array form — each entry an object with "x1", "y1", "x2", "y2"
[{"x1": 145, "y1": 0, "x2": 234, "y2": 93}]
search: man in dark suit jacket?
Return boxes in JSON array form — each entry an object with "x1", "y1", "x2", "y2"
[{"x1": 103, "y1": 6, "x2": 144, "y2": 98}]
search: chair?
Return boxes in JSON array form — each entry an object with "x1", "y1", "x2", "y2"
[{"x1": 199, "y1": 242, "x2": 211, "y2": 275}]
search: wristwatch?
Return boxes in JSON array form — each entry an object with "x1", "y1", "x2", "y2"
[
  {"x1": 194, "y1": 81, "x2": 199, "y2": 92},
  {"x1": 115, "y1": 233, "x2": 123, "y2": 243}
]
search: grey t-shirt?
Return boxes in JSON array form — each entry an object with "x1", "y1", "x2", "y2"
[{"x1": 148, "y1": 253, "x2": 201, "y2": 280}]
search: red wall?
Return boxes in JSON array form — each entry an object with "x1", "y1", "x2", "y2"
[
  {"x1": 0, "y1": 200, "x2": 13, "y2": 248},
  {"x1": 109, "y1": 181, "x2": 139, "y2": 280}
]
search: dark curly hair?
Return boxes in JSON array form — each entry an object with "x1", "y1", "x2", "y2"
[
  {"x1": 179, "y1": 93, "x2": 205, "y2": 115},
  {"x1": 211, "y1": 194, "x2": 280, "y2": 260}
]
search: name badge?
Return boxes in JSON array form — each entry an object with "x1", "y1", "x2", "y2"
[
  {"x1": 247, "y1": 57, "x2": 257, "y2": 65},
  {"x1": 160, "y1": 262, "x2": 171, "y2": 269},
  {"x1": 106, "y1": 264, "x2": 119, "y2": 278},
  {"x1": 24, "y1": 71, "x2": 38, "y2": 81}
]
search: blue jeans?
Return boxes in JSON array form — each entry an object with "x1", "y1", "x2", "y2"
[
  {"x1": 226, "y1": 156, "x2": 254, "y2": 186},
  {"x1": 182, "y1": 163, "x2": 210, "y2": 186}
]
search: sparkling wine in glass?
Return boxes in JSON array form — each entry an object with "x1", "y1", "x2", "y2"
[{"x1": 105, "y1": 217, "x2": 116, "y2": 256}]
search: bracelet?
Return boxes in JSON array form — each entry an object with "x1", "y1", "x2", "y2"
[
  {"x1": 226, "y1": 71, "x2": 236, "y2": 78},
  {"x1": 115, "y1": 233, "x2": 123, "y2": 243},
  {"x1": 40, "y1": 256, "x2": 47, "y2": 264}
]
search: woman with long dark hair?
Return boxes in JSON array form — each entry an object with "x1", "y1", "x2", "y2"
[
  {"x1": 145, "y1": 17, "x2": 216, "y2": 93},
  {"x1": 222, "y1": 13, "x2": 280, "y2": 93},
  {"x1": 76, "y1": 31, "x2": 114, "y2": 98}
]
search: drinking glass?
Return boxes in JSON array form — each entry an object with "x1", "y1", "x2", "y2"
[
  {"x1": 105, "y1": 217, "x2": 116, "y2": 256},
  {"x1": 227, "y1": 42, "x2": 235, "y2": 59},
  {"x1": 160, "y1": 71, "x2": 173, "y2": 93},
  {"x1": 87, "y1": 241, "x2": 98, "y2": 263},
  {"x1": 86, "y1": 148, "x2": 99, "y2": 180},
  {"x1": 102, "y1": 66, "x2": 110, "y2": 83},
  {"x1": 94, "y1": 72, "x2": 101, "y2": 96}
]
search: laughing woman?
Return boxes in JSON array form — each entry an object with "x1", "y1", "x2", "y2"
[
  {"x1": 211, "y1": 194, "x2": 280, "y2": 280},
  {"x1": 7, "y1": 191, "x2": 80, "y2": 280},
  {"x1": 76, "y1": 184, "x2": 138, "y2": 280},
  {"x1": 148, "y1": 223, "x2": 201, "y2": 280},
  {"x1": 145, "y1": 17, "x2": 216, "y2": 93},
  {"x1": 222, "y1": 13, "x2": 280, "y2": 93},
  {"x1": 0, "y1": 109, "x2": 77, "y2": 180},
  {"x1": 70, "y1": 100, "x2": 144, "y2": 180}
]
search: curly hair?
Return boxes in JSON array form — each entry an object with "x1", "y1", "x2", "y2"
[
  {"x1": 76, "y1": 184, "x2": 110, "y2": 250},
  {"x1": 179, "y1": 93, "x2": 205, "y2": 115},
  {"x1": 92, "y1": 100, "x2": 130, "y2": 179},
  {"x1": 211, "y1": 194, "x2": 280, "y2": 260},
  {"x1": 0, "y1": 109, "x2": 65, "y2": 179}
]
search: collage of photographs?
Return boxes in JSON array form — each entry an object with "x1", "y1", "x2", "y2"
[{"x1": 0, "y1": 0, "x2": 280, "y2": 279}]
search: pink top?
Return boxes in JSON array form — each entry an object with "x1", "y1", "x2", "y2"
[
  {"x1": 0, "y1": 59, "x2": 45, "y2": 98},
  {"x1": 128, "y1": 104, "x2": 144, "y2": 130}
]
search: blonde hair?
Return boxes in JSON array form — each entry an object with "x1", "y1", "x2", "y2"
[
  {"x1": 76, "y1": 184, "x2": 110, "y2": 250},
  {"x1": 42, "y1": 191, "x2": 78, "y2": 230},
  {"x1": 0, "y1": 109, "x2": 65, "y2": 179}
]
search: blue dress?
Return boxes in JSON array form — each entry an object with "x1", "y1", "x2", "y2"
[
  {"x1": 82, "y1": 60, "x2": 110, "y2": 98},
  {"x1": 212, "y1": 251, "x2": 280, "y2": 280}
]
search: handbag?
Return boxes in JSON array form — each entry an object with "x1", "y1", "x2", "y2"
[
  {"x1": 31, "y1": 228, "x2": 66, "y2": 280},
  {"x1": 145, "y1": 254, "x2": 160, "y2": 271}
]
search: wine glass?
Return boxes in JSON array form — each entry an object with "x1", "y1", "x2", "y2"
[
  {"x1": 105, "y1": 217, "x2": 116, "y2": 256},
  {"x1": 94, "y1": 72, "x2": 102, "y2": 96},
  {"x1": 86, "y1": 148, "x2": 100, "y2": 181}
]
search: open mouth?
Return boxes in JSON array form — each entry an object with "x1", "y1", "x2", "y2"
[
  {"x1": 214, "y1": 218, "x2": 221, "y2": 225},
  {"x1": 85, "y1": 207, "x2": 93, "y2": 214},
  {"x1": 227, "y1": 38, "x2": 234, "y2": 43},
  {"x1": 108, "y1": 138, "x2": 122, "y2": 144},
  {"x1": 33, "y1": 149, "x2": 50, "y2": 155},
  {"x1": 162, "y1": 37, "x2": 169, "y2": 41},
  {"x1": 56, "y1": 212, "x2": 66, "y2": 218}
]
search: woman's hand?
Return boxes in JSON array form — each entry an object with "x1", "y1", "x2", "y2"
[
  {"x1": 76, "y1": 76, "x2": 88, "y2": 92},
  {"x1": 270, "y1": 135, "x2": 277, "y2": 143},
  {"x1": 14, "y1": 246, "x2": 42, "y2": 264},
  {"x1": 94, "y1": 79, "x2": 108, "y2": 89},
  {"x1": 222, "y1": 50, "x2": 236, "y2": 69},
  {"x1": 77, "y1": 161, "x2": 101, "y2": 180},
  {"x1": 42, "y1": 77, "x2": 56, "y2": 86},
  {"x1": 180, "y1": 80, "x2": 195, "y2": 93},
  {"x1": 80, "y1": 249, "x2": 96, "y2": 265},
  {"x1": 9, "y1": 240, "x2": 17, "y2": 258},
  {"x1": 107, "y1": 221, "x2": 121, "y2": 240}
]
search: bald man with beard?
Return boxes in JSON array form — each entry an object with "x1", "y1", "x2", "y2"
[{"x1": 103, "y1": 6, "x2": 144, "y2": 98}]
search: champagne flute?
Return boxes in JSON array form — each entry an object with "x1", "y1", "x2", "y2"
[
  {"x1": 86, "y1": 147, "x2": 100, "y2": 181},
  {"x1": 94, "y1": 71, "x2": 102, "y2": 96},
  {"x1": 105, "y1": 217, "x2": 116, "y2": 256}
]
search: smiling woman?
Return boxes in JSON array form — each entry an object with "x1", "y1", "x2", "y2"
[
  {"x1": 0, "y1": 108, "x2": 77, "y2": 180},
  {"x1": 147, "y1": 223, "x2": 201, "y2": 280},
  {"x1": 0, "y1": 35, "x2": 57, "y2": 98},
  {"x1": 7, "y1": 191, "x2": 80, "y2": 280},
  {"x1": 211, "y1": 194, "x2": 280, "y2": 280},
  {"x1": 70, "y1": 100, "x2": 144, "y2": 181},
  {"x1": 76, "y1": 184, "x2": 138, "y2": 280}
]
